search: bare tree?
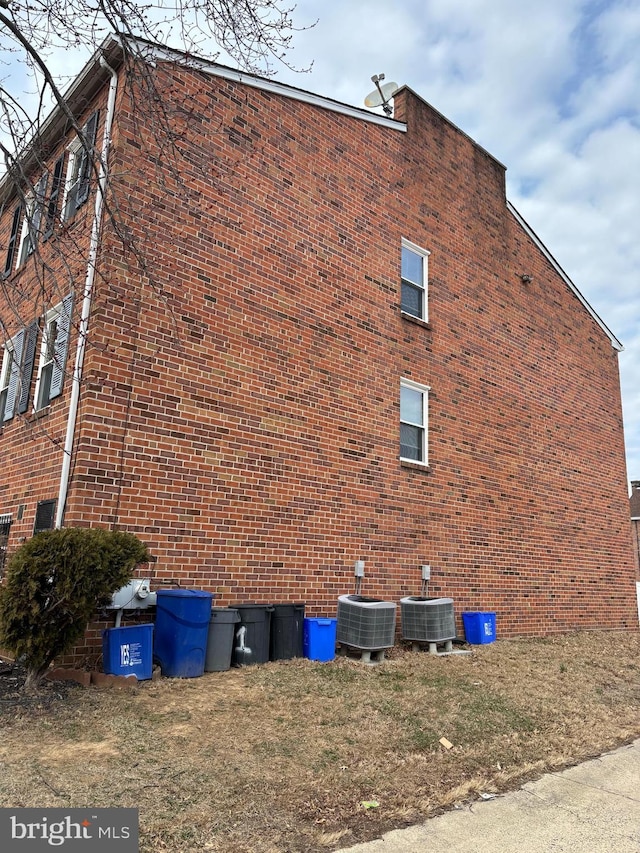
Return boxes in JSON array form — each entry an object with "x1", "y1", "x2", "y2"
[{"x1": 0, "y1": 2, "x2": 312, "y2": 531}]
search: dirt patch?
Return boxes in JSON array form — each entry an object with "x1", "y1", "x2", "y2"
[
  {"x1": 1, "y1": 631, "x2": 640, "y2": 852},
  {"x1": 0, "y1": 658, "x2": 78, "y2": 713}
]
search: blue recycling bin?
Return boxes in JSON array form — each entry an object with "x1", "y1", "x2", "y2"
[
  {"x1": 462, "y1": 611, "x2": 497, "y2": 644},
  {"x1": 303, "y1": 617, "x2": 337, "y2": 662},
  {"x1": 102, "y1": 624, "x2": 154, "y2": 680},
  {"x1": 154, "y1": 589, "x2": 214, "y2": 677}
]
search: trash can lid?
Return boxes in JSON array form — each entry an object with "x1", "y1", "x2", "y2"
[{"x1": 157, "y1": 588, "x2": 214, "y2": 598}]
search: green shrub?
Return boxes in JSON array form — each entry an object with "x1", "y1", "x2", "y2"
[{"x1": 0, "y1": 527, "x2": 151, "y2": 688}]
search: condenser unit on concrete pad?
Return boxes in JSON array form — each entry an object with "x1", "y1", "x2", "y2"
[
  {"x1": 336, "y1": 594, "x2": 396, "y2": 662},
  {"x1": 400, "y1": 596, "x2": 456, "y2": 645}
]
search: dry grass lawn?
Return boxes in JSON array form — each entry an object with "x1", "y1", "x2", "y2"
[{"x1": 1, "y1": 630, "x2": 640, "y2": 852}]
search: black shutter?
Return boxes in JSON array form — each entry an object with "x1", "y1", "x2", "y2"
[
  {"x1": 3, "y1": 328, "x2": 25, "y2": 422},
  {"x1": 49, "y1": 293, "x2": 73, "y2": 400},
  {"x1": 43, "y1": 155, "x2": 65, "y2": 240},
  {"x1": 3, "y1": 204, "x2": 22, "y2": 276},
  {"x1": 75, "y1": 111, "x2": 99, "y2": 208},
  {"x1": 17, "y1": 319, "x2": 39, "y2": 414}
]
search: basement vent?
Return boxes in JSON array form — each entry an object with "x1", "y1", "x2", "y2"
[
  {"x1": 34, "y1": 499, "x2": 56, "y2": 534},
  {"x1": 400, "y1": 596, "x2": 455, "y2": 643},
  {"x1": 336, "y1": 594, "x2": 396, "y2": 650}
]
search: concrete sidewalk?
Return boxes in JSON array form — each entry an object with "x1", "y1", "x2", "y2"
[{"x1": 343, "y1": 739, "x2": 640, "y2": 852}]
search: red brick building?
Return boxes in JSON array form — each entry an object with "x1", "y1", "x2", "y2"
[
  {"x1": 1, "y1": 37, "x2": 637, "y2": 641},
  {"x1": 631, "y1": 482, "x2": 640, "y2": 580}
]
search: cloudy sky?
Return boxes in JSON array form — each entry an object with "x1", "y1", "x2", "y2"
[
  {"x1": 267, "y1": 0, "x2": 639, "y2": 489},
  {"x1": 3, "y1": 0, "x2": 639, "y2": 487}
]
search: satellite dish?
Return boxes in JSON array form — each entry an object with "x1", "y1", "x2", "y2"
[
  {"x1": 364, "y1": 81, "x2": 399, "y2": 108},
  {"x1": 364, "y1": 74, "x2": 399, "y2": 116}
]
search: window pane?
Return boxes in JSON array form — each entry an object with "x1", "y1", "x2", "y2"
[
  {"x1": 401, "y1": 385, "x2": 423, "y2": 426},
  {"x1": 37, "y1": 362, "x2": 54, "y2": 409},
  {"x1": 401, "y1": 281, "x2": 423, "y2": 317},
  {"x1": 400, "y1": 424, "x2": 423, "y2": 461},
  {"x1": 401, "y1": 246, "x2": 423, "y2": 286}
]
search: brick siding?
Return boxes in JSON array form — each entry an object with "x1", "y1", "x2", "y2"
[{"x1": 1, "y1": 59, "x2": 637, "y2": 665}]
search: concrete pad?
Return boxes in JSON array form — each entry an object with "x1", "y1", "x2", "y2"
[{"x1": 343, "y1": 740, "x2": 640, "y2": 853}]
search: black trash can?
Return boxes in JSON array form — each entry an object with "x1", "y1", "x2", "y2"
[
  {"x1": 270, "y1": 603, "x2": 305, "y2": 661},
  {"x1": 231, "y1": 604, "x2": 274, "y2": 666},
  {"x1": 205, "y1": 608, "x2": 240, "y2": 672}
]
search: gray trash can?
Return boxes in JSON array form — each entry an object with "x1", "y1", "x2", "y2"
[{"x1": 205, "y1": 608, "x2": 240, "y2": 672}]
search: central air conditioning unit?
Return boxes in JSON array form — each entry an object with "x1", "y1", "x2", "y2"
[
  {"x1": 336, "y1": 594, "x2": 396, "y2": 650},
  {"x1": 400, "y1": 596, "x2": 455, "y2": 643}
]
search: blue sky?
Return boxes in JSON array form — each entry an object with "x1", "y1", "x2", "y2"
[{"x1": 4, "y1": 0, "x2": 639, "y2": 488}]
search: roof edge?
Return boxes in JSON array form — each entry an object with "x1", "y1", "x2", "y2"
[
  {"x1": 507, "y1": 201, "x2": 623, "y2": 352},
  {"x1": 1, "y1": 34, "x2": 406, "y2": 204},
  {"x1": 134, "y1": 39, "x2": 407, "y2": 132}
]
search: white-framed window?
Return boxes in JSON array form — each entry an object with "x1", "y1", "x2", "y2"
[
  {"x1": 63, "y1": 111, "x2": 99, "y2": 221},
  {"x1": 400, "y1": 378, "x2": 429, "y2": 464},
  {"x1": 16, "y1": 173, "x2": 48, "y2": 267},
  {"x1": 0, "y1": 340, "x2": 15, "y2": 422},
  {"x1": 3, "y1": 204, "x2": 22, "y2": 277},
  {"x1": 34, "y1": 294, "x2": 73, "y2": 410},
  {"x1": 401, "y1": 239, "x2": 430, "y2": 321},
  {"x1": 43, "y1": 155, "x2": 65, "y2": 241}
]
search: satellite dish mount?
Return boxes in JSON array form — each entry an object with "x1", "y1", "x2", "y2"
[{"x1": 364, "y1": 73, "x2": 399, "y2": 117}]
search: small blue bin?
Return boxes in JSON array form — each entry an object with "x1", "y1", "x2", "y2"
[
  {"x1": 154, "y1": 589, "x2": 214, "y2": 677},
  {"x1": 303, "y1": 617, "x2": 337, "y2": 662},
  {"x1": 462, "y1": 612, "x2": 497, "y2": 644},
  {"x1": 102, "y1": 624, "x2": 154, "y2": 680}
]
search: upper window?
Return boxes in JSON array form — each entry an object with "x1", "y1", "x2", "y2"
[
  {"x1": 63, "y1": 111, "x2": 99, "y2": 221},
  {"x1": 34, "y1": 294, "x2": 73, "y2": 410},
  {"x1": 400, "y1": 378, "x2": 429, "y2": 465},
  {"x1": 3, "y1": 155, "x2": 65, "y2": 275},
  {"x1": 43, "y1": 155, "x2": 65, "y2": 241},
  {"x1": 3, "y1": 205, "x2": 22, "y2": 277},
  {"x1": 401, "y1": 239, "x2": 430, "y2": 321},
  {"x1": 17, "y1": 173, "x2": 48, "y2": 267}
]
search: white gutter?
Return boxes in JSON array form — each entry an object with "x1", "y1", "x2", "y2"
[
  {"x1": 55, "y1": 56, "x2": 119, "y2": 528},
  {"x1": 132, "y1": 40, "x2": 406, "y2": 132}
]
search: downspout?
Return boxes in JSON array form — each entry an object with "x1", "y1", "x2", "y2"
[{"x1": 55, "y1": 56, "x2": 119, "y2": 528}]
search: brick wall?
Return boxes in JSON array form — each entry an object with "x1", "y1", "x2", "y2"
[
  {"x1": 0, "y1": 84, "x2": 114, "y2": 550},
  {"x1": 1, "y1": 61, "x2": 637, "y2": 666},
  {"x1": 631, "y1": 483, "x2": 640, "y2": 578}
]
